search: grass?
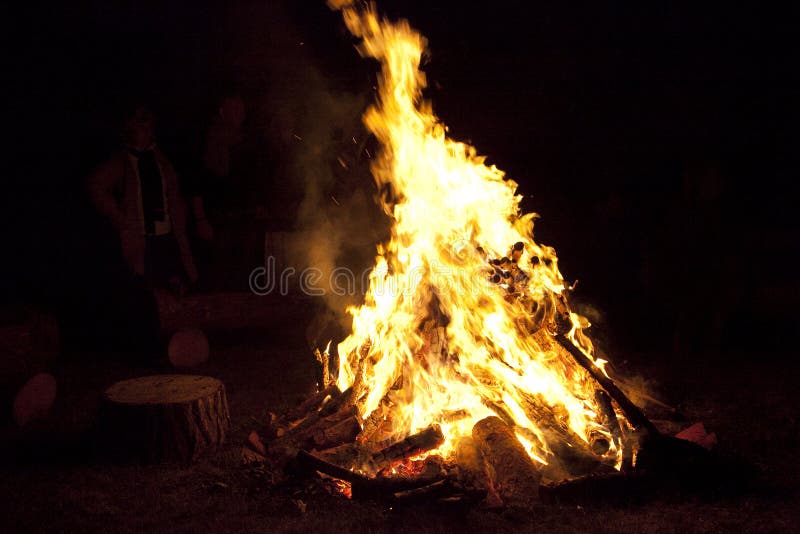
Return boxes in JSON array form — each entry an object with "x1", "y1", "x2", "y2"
[{"x1": 0, "y1": 299, "x2": 798, "y2": 533}]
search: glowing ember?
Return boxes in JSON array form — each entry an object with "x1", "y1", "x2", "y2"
[{"x1": 329, "y1": 1, "x2": 624, "y2": 468}]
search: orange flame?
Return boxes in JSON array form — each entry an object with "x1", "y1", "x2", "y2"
[{"x1": 331, "y1": 2, "x2": 621, "y2": 466}]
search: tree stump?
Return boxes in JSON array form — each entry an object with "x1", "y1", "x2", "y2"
[{"x1": 102, "y1": 375, "x2": 230, "y2": 464}]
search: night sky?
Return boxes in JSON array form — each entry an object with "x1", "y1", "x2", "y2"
[{"x1": 5, "y1": 1, "x2": 798, "y2": 358}]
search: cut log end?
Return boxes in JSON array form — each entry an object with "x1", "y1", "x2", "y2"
[{"x1": 102, "y1": 375, "x2": 230, "y2": 464}]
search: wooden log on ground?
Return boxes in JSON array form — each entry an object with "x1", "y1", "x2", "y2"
[
  {"x1": 473, "y1": 416, "x2": 541, "y2": 506},
  {"x1": 102, "y1": 375, "x2": 230, "y2": 464},
  {"x1": 294, "y1": 450, "x2": 444, "y2": 501}
]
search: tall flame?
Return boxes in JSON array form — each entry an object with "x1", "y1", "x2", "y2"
[{"x1": 331, "y1": 2, "x2": 621, "y2": 465}]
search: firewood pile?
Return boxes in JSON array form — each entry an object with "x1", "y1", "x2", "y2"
[{"x1": 243, "y1": 329, "x2": 719, "y2": 508}]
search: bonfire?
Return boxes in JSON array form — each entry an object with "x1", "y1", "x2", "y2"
[{"x1": 245, "y1": 1, "x2": 714, "y2": 507}]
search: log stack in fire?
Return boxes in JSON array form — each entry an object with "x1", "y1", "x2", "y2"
[{"x1": 244, "y1": 1, "x2": 716, "y2": 508}]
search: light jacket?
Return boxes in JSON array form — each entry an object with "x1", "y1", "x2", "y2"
[{"x1": 87, "y1": 147, "x2": 198, "y2": 282}]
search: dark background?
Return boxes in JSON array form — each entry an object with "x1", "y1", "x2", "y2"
[{"x1": 4, "y1": 1, "x2": 798, "y2": 360}]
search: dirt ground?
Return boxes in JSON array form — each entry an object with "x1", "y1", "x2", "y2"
[{"x1": 1, "y1": 297, "x2": 798, "y2": 533}]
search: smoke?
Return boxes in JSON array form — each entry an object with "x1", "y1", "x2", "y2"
[{"x1": 229, "y1": 2, "x2": 390, "y2": 343}]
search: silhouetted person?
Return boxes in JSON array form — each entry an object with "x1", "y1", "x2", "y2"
[
  {"x1": 88, "y1": 105, "x2": 198, "y2": 292},
  {"x1": 183, "y1": 93, "x2": 254, "y2": 289}
]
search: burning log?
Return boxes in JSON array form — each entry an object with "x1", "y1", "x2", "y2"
[
  {"x1": 295, "y1": 449, "x2": 366, "y2": 485},
  {"x1": 553, "y1": 334, "x2": 659, "y2": 436},
  {"x1": 368, "y1": 424, "x2": 445, "y2": 471},
  {"x1": 454, "y1": 437, "x2": 488, "y2": 488},
  {"x1": 324, "y1": 385, "x2": 356, "y2": 415},
  {"x1": 295, "y1": 450, "x2": 446, "y2": 501},
  {"x1": 262, "y1": 385, "x2": 343, "y2": 442},
  {"x1": 272, "y1": 384, "x2": 351, "y2": 441},
  {"x1": 594, "y1": 389, "x2": 622, "y2": 451},
  {"x1": 516, "y1": 392, "x2": 606, "y2": 475},
  {"x1": 356, "y1": 375, "x2": 404, "y2": 448},
  {"x1": 588, "y1": 429, "x2": 611, "y2": 456},
  {"x1": 313, "y1": 347, "x2": 332, "y2": 388},
  {"x1": 315, "y1": 442, "x2": 363, "y2": 466},
  {"x1": 101, "y1": 375, "x2": 230, "y2": 464},
  {"x1": 284, "y1": 384, "x2": 340, "y2": 424},
  {"x1": 358, "y1": 407, "x2": 388, "y2": 446},
  {"x1": 311, "y1": 415, "x2": 361, "y2": 450},
  {"x1": 473, "y1": 416, "x2": 541, "y2": 506},
  {"x1": 481, "y1": 399, "x2": 516, "y2": 427}
]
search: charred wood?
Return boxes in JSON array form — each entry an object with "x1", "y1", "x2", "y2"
[
  {"x1": 368, "y1": 424, "x2": 445, "y2": 470},
  {"x1": 269, "y1": 405, "x2": 358, "y2": 455},
  {"x1": 311, "y1": 415, "x2": 361, "y2": 450},
  {"x1": 315, "y1": 443, "x2": 363, "y2": 467},
  {"x1": 516, "y1": 392, "x2": 606, "y2": 475},
  {"x1": 284, "y1": 384, "x2": 340, "y2": 424},
  {"x1": 454, "y1": 436, "x2": 493, "y2": 497},
  {"x1": 473, "y1": 416, "x2": 541, "y2": 505},
  {"x1": 392, "y1": 479, "x2": 454, "y2": 504},
  {"x1": 295, "y1": 449, "x2": 367, "y2": 485},
  {"x1": 554, "y1": 334, "x2": 659, "y2": 436},
  {"x1": 594, "y1": 389, "x2": 622, "y2": 450},
  {"x1": 313, "y1": 347, "x2": 332, "y2": 389},
  {"x1": 588, "y1": 429, "x2": 611, "y2": 456},
  {"x1": 294, "y1": 450, "x2": 446, "y2": 501}
]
